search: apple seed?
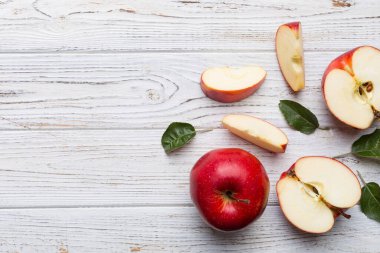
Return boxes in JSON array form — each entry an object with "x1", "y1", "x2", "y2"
[
  {"x1": 372, "y1": 106, "x2": 380, "y2": 118},
  {"x1": 365, "y1": 81, "x2": 373, "y2": 92},
  {"x1": 285, "y1": 168, "x2": 351, "y2": 219}
]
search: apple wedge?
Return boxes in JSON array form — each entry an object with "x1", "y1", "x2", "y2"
[
  {"x1": 201, "y1": 66, "x2": 266, "y2": 103},
  {"x1": 222, "y1": 114, "x2": 288, "y2": 153},
  {"x1": 276, "y1": 22, "x2": 305, "y2": 92},
  {"x1": 277, "y1": 157, "x2": 361, "y2": 234},
  {"x1": 322, "y1": 46, "x2": 380, "y2": 129}
]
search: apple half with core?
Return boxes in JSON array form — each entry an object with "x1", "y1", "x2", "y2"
[
  {"x1": 322, "y1": 46, "x2": 380, "y2": 129},
  {"x1": 276, "y1": 21, "x2": 305, "y2": 92},
  {"x1": 277, "y1": 156, "x2": 361, "y2": 233},
  {"x1": 222, "y1": 114, "x2": 288, "y2": 153},
  {"x1": 201, "y1": 66, "x2": 266, "y2": 103},
  {"x1": 190, "y1": 148, "x2": 269, "y2": 231}
]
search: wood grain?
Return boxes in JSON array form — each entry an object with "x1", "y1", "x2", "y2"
[
  {"x1": 0, "y1": 0, "x2": 379, "y2": 251},
  {"x1": 1, "y1": 52, "x2": 379, "y2": 130},
  {"x1": 0, "y1": 128, "x2": 378, "y2": 208},
  {"x1": 0, "y1": 206, "x2": 377, "y2": 253},
  {"x1": 0, "y1": 0, "x2": 378, "y2": 52}
]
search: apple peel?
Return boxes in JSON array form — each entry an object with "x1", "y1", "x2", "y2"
[
  {"x1": 222, "y1": 114, "x2": 288, "y2": 153},
  {"x1": 276, "y1": 157, "x2": 361, "y2": 234},
  {"x1": 201, "y1": 66, "x2": 266, "y2": 103},
  {"x1": 276, "y1": 21, "x2": 305, "y2": 92},
  {"x1": 322, "y1": 46, "x2": 380, "y2": 129}
]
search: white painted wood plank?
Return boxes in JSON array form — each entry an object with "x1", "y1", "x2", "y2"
[
  {"x1": 0, "y1": 0, "x2": 377, "y2": 252},
  {"x1": 0, "y1": 0, "x2": 378, "y2": 52},
  {"x1": 2, "y1": 52, "x2": 379, "y2": 130},
  {"x1": 0, "y1": 206, "x2": 377, "y2": 253},
  {"x1": 0, "y1": 128, "x2": 378, "y2": 208}
]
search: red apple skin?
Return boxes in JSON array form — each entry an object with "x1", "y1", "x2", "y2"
[
  {"x1": 321, "y1": 47, "x2": 357, "y2": 91},
  {"x1": 285, "y1": 21, "x2": 300, "y2": 31},
  {"x1": 190, "y1": 148, "x2": 270, "y2": 231},
  {"x1": 276, "y1": 156, "x2": 361, "y2": 232},
  {"x1": 321, "y1": 46, "x2": 380, "y2": 128},
  {"x1": 322, "y1": 46, "x2": 380, "y2": 89},
  {"x1": 200, "y1": 73, "x2": 266, "y2": 103},
  {"x1": 275, "y1": 21, "x2": 303, "y2": 92}
]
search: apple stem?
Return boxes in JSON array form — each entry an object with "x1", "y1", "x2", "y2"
[
  {"x1": 318, "y1": 126, "x2": 331, "y2": 131},
  {"x1": 337, "y1": 209, "x2": 351, "y2": 219},
  {"x1": 225, "y1": 191, "x2": 250, "y2": 204},
  {"x1": 323, "y1": 200, "x2": 351, "y2": 219}
]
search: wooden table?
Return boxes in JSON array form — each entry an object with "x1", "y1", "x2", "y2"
[{"x1": 0, "y1": 0, "x2": 379, "y2": 252}]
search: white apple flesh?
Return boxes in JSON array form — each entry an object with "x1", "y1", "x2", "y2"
[
  {"x1": 276, "y1": 22, "x2": 305, "y2": 92},
  {"x1": 222, "y1": 114, "x2": 288, "y2": 153},
  {"x1": 201, "y1": 66, "x2": 266, "y2": 103},
  {"x1": 277, "y1": 157, "x2": 361, "y2": 234},
  {"x1": 322, "y1": 46, "x2": 380, "y2": 129}
]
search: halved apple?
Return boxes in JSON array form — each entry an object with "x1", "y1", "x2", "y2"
[
  {"x1": 322, "y1": 46, "x2": 380, "y2": 129},
  {"x1": 201, "y1": 66, "x2": 266, "y2": 103},
  {"x1": 276, "y1": 22, "x2": 305, "y2": 92},
  {"x1": 222, "y1": 114, "x2": 288, "y2": 153},
  {"x1": 277, "y1": 157, "x2": 361, "y2": 234}
]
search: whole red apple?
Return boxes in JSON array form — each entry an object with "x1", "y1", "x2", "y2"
[{"x1": 190, "y1": 148, "x2": 270, "y2": 231}]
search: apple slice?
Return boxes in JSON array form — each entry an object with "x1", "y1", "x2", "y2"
[
  {"x1": 201, "y1": 66, "x2": 266, "y2": 103},
  {"x1": 277, "y1": 157, "x2": 361, "y2": 234},
  {"x1": 276, "y1": 22, "x2": 305, "y2": 92},
  {"x1": 322, "y1": 46, "x2": 380, "y2": 129},
  {"x1": 222, "y1": 114, "x2": 288, "y2": 153}
]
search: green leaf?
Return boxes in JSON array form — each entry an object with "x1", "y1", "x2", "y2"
[
  {"x1": 161, "y1": 122, "x2": 196, "y2": 153},
  {"x1": 352, "y1": 129, "x2": 380, "y2": 159},
  {"x1": 358, "y1": 172, "x2": 380, "y2": 222},
  {"x1": 278, "y1": 100, "x2": 319, "y2": 134}
]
